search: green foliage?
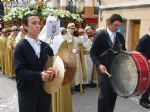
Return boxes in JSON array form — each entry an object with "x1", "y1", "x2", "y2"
[{"x1": 3, "y1": 6, "x2": 83, "y2": 22}]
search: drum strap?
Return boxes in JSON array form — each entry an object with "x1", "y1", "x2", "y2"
[
  {"x1": 99, "y1": 49, "x2": 118, "y2": 58},
  {"x1": 99, "y1": 35, "x2": 117, "y2": 58}
]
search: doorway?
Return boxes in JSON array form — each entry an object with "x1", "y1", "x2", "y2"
[{"x1": 131, "y1": 20, "x2": 140, "y2": 50}]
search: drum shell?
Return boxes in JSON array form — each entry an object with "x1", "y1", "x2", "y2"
[
  {"x1": 129, "y1": 51, "x2": 150, "y2": 96},
  {"x1": 110, "y1": 51, "x2": 150, "y2": 97}
]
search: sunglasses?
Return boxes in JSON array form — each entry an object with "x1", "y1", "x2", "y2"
[{"x1": 70, "y1": 27, "x2": 75, "y2": 30}]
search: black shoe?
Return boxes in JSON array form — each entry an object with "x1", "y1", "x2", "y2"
[
  {"x1": 145, "y1": 100, "x2": 150, "y2": 104},
  {"x1": 83, "y1": 84, "x2": 86, "y2": 89},
  {"x1": 74, "y1": 85, "x2": 85, "y2": 93},
  {"x1": 74, "y1": 85, "x2": 80, "y2": 92},
  {"x1": 140, "y1": 101, "x2": 150, "y2": 109},
  {"x1": 87, "y1": 83, "x2": 97, "y2": 88},
  {"x1": 140, "y1": 99, "x2": 150, "y2": 104}
]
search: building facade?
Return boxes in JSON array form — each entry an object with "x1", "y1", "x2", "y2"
[
  {"x1": 98, "y1": 0, "x2": 150, "y2": 50},
  {"x1": 47, "y1": 0, "x2": 100, "y2": 29}
]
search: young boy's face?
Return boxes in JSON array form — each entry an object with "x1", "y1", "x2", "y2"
[{"x1": 24, "y1": 16, "x2": 41, "y2": 38}]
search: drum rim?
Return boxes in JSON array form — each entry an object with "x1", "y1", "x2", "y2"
[{"x1": 110, "y1": 52, "x2": 138, "y2": 97}]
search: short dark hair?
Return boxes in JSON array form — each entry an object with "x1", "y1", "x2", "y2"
[
  {"x1": 108, "y1": 14, "x2": 123, "y2": 24},
  {"x1": 22, "y1": 14, "x2": 39, "y2": 32},
  {"x1": 22, "y1": 14, "x2": 39, "y2": 26}
]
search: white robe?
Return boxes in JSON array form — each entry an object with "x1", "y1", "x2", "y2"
[
  {"x1": 80, "y1": 35, "x2": 94, "y2": 84},
  {"x1": 49, "y1": 34, "x2": 64, "y2": 55}
]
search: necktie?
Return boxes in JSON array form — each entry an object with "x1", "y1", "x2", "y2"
[{"x1": 113, "y1": 33, "x2": 116, "y2": 43}]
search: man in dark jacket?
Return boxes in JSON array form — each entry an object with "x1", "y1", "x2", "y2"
[
  {"x1": 90, "y1": 14, "x2": 126, "y2": 112},
  {"x1": 14, "y1": 14, "x2": 55, "y2": 112},
  {"x1": 136, "y1": 27, "x2": 150, "y2": 109}
]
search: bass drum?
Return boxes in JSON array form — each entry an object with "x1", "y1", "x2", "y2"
[{"x1": 110, "y1": 51, "x2": 150, "y2": 97}]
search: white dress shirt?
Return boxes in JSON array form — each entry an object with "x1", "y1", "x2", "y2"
[
  {"x1": 107, "y1": 28, "x2": 116, "y2": 43},
  {"x1": 25, "y1": 36, "x2": 41, "y2": 58}
]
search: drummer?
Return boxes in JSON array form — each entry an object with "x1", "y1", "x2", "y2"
[
  {"x1": 136, "y1": 26, "x2": 150, "y2": 109},
  {"x1": 90, "y1": 14, "x2": 126, "y2": 112},
  {"x1": 14, "y1": 14, "x2": 55, "y2": 112}
]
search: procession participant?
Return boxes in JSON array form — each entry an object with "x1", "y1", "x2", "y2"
[
  {"x1": 14, "y1": 14, "x2": 55, "y2": 112},
  {"x1": 85, "y1": 26, "x2": 95, "y2": 41},
  {"x1": 83, "y1": 26, "x2": 97, "y2": 88},
  {"x1": 96, "y1": 27, "x2": 105, "y2": 33},
  {"x1": 74, "y1": 29, "x2": 87, "y2": 90},
  {"x1": 57, "y1": 27, "x2": 67, "y2": 50},
  {"x1": 51, "y1": 27, "x2": 73, "y2": 112},
  {"x1": 65, "y1": 23, "x2": 84, "y2": 93},
  {"x1": 39, "y1": 17, "x2": 73, "y2": 112},
  {"x1": 60, "y1": 27, "x2": 67, "y2": 36},
  {"x1": 3, "y1": 27, "x2": 12, "y2": 75},
  {"x1": 3, "y1": 28, "x2": 11, "y2": 75},
  {"x1": 90, "y1": 14, "x2": 126, "y2": 112},
  {"x1": 7, "y1": 26, "x2": 18, "y2": 78},
  {"x1": 15, "y1": 26, "x2": 26, "y2": 44},
  {"x1": 78, "y1": 28, "x2": 95, "y2": 88},
  {"x1": 136, "y1": 26, "x2": 150, "y2": 109},
  {"x1": 78, "y1": 28, "x2": 85, "y2": 36},
  {"x1": 0, "y1": 28, "x2": 9, "y2": 74},
  {"x1": 7, "y1": 27, "x2": 12, "y2": 36},
  {"x1": 66, "y1": 23, "x2": 79, "y2": 51},
  {"x1": 39, "y1": 16, "x2": 62, "y2": 55}
]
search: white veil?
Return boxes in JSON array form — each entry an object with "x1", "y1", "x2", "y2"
[
  {"x1": 39, "y1": 16, "x2": 64, "y2": 55},
  {"x1": 39, "y1": 15, "x2": 60, "y2": 42}
]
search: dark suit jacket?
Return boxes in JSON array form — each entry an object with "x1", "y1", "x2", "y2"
[
  {"x1": 14, "y1": 39, "x2": 54, "y2": 95},
  {"x1": 136, "y1": 34, "x2": 150, "y2": 59},
  {"x1": 90, "y1": 30, "x2": 126, "y2": 68}
]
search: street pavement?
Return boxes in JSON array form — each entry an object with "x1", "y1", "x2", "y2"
[{"x1": 0, "y1": 72, "x2": 149, "y2": 112}]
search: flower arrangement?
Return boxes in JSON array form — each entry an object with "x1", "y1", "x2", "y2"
[{"x1": 3, "y1": 6, "x2": 83, "y2": 22}]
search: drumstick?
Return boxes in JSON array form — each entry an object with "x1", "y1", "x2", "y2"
[{"x1": 105, "y1": 71, "x2": 111, "y2": 78}]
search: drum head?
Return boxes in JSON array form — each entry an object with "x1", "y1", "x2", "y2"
[{"x1": 110, "y1": 52, "x2": 138, "y2": 97}]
